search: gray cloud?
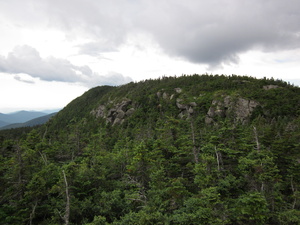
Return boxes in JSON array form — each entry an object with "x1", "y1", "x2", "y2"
[
  {"x1": 134, "y1": 0, "x2": 300, "y2": 66},
  {"x1": 0, "y1": 45, "x2": 132, "y2": 87},
  {"x1": 14, "y1": 75, "x2": 35, "y2": 84},
  {"x1": 52, "y1": 0, "x2": 300, "y2": 67},
  {"x1": 85, "y1": 72, "x2": 133, "y2": 87},
  {"x1": 1, "y1": 0, "x2": 300, "y2": 68},
  {"x1": 76, "y1": 41, "x2": 118, "y2": 57}
]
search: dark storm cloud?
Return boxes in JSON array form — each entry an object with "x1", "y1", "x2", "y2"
[
  {"x1": 39, "y1": 0, "x2": 300, "y2": 67},
  {"x1": 2, "y1": 0, "x2": 300, "y2": 68},
  {"x1": 0, "y1": 45, "x2": 132, "y2": 86},
  {"x1": 134, "y1": 0, "x2": 300, "y2": 66}
]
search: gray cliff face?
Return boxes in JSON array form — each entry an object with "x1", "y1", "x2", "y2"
[
  {"x1": 205, "y1": 96, "x2": 259, "y2": 124},
  {"x1": 91, "y1": 99, "x2": 135, "y2": 125}
]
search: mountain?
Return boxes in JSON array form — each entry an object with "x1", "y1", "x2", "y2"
[
  {"x1": 0, "y1": 120, "x2": 9, "y2": 127},
  {"x1": 0, "y1": 112, "x2": 57, "y2": 130},
  {"x1": 0, "y1": 113, "x2": 14, "y2": 125},
  {"x1": 0, "y1": 110, "x2": 47, "y2": 126},
  {"x1": 1, "y1": 75, "x2": 300, "y2": 224}
]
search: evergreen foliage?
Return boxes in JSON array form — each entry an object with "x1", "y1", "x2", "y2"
[{"x1": 1, "y1": 74, "x2": 300, "y2": 224}]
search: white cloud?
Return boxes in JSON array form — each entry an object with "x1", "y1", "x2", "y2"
[
  {"x1": 76, "y1": 41, "x2": 119, "y2": 57},
  {"x1": 0, "y1": 45, "x2": 132, "y2": 87}
]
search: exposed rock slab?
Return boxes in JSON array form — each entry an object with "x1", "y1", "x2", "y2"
[
  {"x1": 206, "y1": 96, "x2": 259, "y2": 124},
  {"x1": 263, "y1": 85, "x2": 280, "y2": 90}
]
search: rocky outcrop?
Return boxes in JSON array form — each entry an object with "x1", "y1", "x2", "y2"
[
  {"x1": 156, "y1": 88, "x2": 182, "y2": 101},
  {"x1": 156, "y1": 88, "x2": 197, "y2": 119},
  {"x1": 205, "y1": 96, "x2": 259, "y2": 124},
  {"x1": 91, "y1": 99, "x2": 135, "y2": 125},
  {"x1": 263, "y1": 85, "x2": 280, "y2": 90},
  {"x1": 92, "y1": 105, "x2": 106, "y2": 118},
  {"x1": 176, "y1": 99, "x2": 197, "y2": 119}
]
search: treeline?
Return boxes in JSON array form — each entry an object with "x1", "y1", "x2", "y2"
[{"x1": 1, "y1": 74, "x2": 300, "y2": 224}]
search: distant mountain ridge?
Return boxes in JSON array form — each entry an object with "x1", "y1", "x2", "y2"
[
  {"x1": 0, "y1": 120, "x2": 9, "y2": 127},
  {"x1": 0, "y1": 110, "x2": 59, "y2": 129},
  {"x1": 0, "y1": 113, "x2": 57, "y2": 130}
]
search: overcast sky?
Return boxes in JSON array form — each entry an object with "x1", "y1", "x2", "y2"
[{"x1": 0, "y1": 0, "x2": 299, "y2": 113}]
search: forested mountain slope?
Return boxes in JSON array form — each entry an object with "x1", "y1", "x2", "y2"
[{"x1": 1, "y1": 74, "x2": 300, "y2": 224}]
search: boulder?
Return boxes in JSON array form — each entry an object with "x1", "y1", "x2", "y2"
[
  {"x1": 157, "y1": 91, "x2": 162, "y2": 98},
  {"x1": 91, "y1": 99, "x2": 135, "y2": 125},
  {"x1": 176, "y1": 99, "x2": 197, "y2": 119},
  {"x1": 174, "y1": 88, "x2": 182, "y2": 93},
  {"x1": 116, "y1": 109, "x2": 125, "y2": 119},
  {"x1": 91, "y1": 105, "x2": 106, "y2": 118},
  {"x1": 187, "y1": 106, "x2": 194, "y2": 114},
  {"x1": 162, "y1": 92, "x2": 169, "y2": 100},
  {"x1": 126, "y1": 108, "x2": 135, "y2": 116},
  {"x1": 113, "y1": 118, "x2": 124, "y2": 126},
  {"x1": 176, "y1": 102, "x2": 187, "y2": 110},
  {"x1": 189, "y1": 102, "x2": 197, "y2": 107}
]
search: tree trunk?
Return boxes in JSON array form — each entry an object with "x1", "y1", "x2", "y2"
[
  {"x1": 62, "y1": 170, "x2": 70, "y2": 225},
  {"x1": 253, "y1": 126, "x2": 260, "y2": 152},
  {"x1": 190, "y1": 121, "x2": 199, "y2": 163},
  {"x1": 29, "y1": 201, "x2": 37, "y2": 225},
  {"x1": 215, "y1": 146, "x2": 220, "y2": 171},
  {"x1": 291, "y1": 177, "x2": 297, "y2": 209}
]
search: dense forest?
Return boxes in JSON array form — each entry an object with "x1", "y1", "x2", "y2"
[{"x1": 1, "y1": 74, "x2": 300, "y2": 224}]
